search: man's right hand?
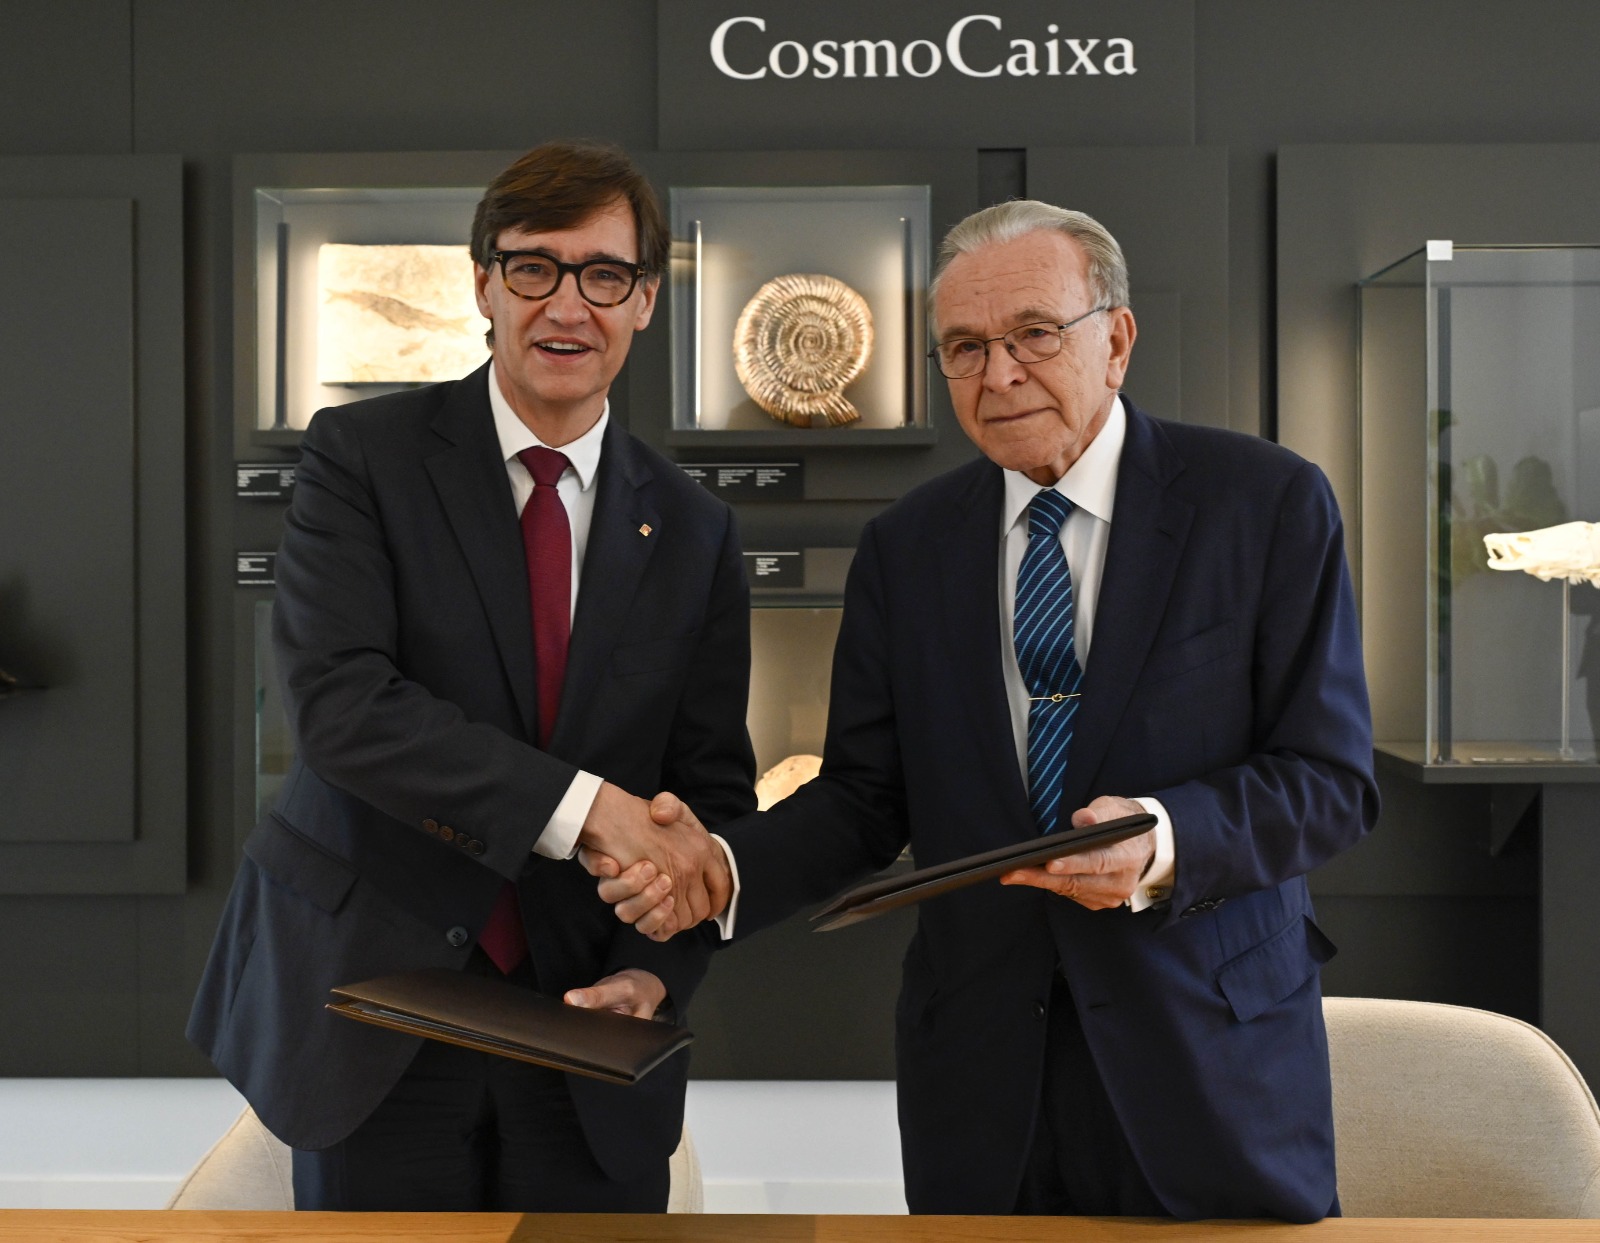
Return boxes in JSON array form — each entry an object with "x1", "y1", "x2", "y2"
[{"x1": 577, "y1": 784, "x2": 729, "y2": 931}]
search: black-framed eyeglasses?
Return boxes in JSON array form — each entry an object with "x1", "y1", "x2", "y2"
[
  {"x1": 491, "y1": 250, "x2": 647, "y2": 308},
  {"x1": 928, "y1": 306, "x2": 1109, "y2": 379}
]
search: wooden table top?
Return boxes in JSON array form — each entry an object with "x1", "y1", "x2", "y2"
[{"x1": 2, "y1": 1213, "x2": 1600, "y2": 1242}]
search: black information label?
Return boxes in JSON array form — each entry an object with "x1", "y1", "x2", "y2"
[
  {"x1": 236, "y1": 463, "x2": 296, "y2": 499},
  {"x1": 236, "y1": 552, "x2": 276, "y2": 587},
  {"x1": 744, "y1": 550, "x2": 804, "y2": 588},
  {"x1": 680, "y1": 461, "x2": 803, "y2": 501}
]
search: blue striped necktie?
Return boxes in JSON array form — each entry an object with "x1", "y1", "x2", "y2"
[{"x1": 1014, "y1": 489, "x2": 1083, "y2": 834}]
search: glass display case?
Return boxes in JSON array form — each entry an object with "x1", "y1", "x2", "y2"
[
  {"x1": 668, "y1": 185, "x2": 932, "y2": 443},
  {"x1": 252, "y1": 594, "x2": 849, "y2": 822},
  {"x1": 250, "y1": 185, "x2": 486, "y2": 438},
  {"x1": 1359, "y1": 243, "x2": 1600, "y2": 765},
  {"x1": 747, "y1": 606, "x2": 841, "y2": 781},
  {"x1": 253, "y1": 600, "x2": 292, "y2": 821}
]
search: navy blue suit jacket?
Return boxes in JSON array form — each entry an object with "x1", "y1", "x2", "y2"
[
  {"x1": 719, "y1": 400, "x2": 1378, "y2": 1219},
  {"x1": 189, "y1": 364, "x2": 756, "y2": 1178}
]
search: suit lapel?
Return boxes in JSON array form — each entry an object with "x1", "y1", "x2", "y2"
[
  {"x1": 940, "y1": 463, "x2": 1035, "y2": 845},
  {"x1": 552, "y1": 419, "x2": 660, "y2": 750},
  {"x1": 1063, "y1": 402, "x2": 1193, "y2": 810},
  {"x1": 423, "y1": 364, "x2": 541, "y2": 741}
]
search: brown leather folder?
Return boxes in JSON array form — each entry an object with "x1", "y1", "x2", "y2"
[
  {"x1": 810, "y1": 812, "x2": 1158, "y2": 931},
  {"x1": 326, "y1": 967, "x2": 692, "y2": 1085}
]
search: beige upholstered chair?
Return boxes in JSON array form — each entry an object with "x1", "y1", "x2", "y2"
[
  {"x1": 166, "y1": 1106, "x2": 704, "y2": 1212},
  {"x1": 1325, "y1": 996, "x2": 1600, "y2": 1217},
  {"x1": 164, "y1": 1108, "x2": 292, "y2": 1210}
]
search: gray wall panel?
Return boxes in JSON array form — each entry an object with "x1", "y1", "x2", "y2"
[
  {"x1": 0, "y1": 154, "x2": 186, "y2": 894},
  {"x1": 1028, "y1": 146, "x2": 1229, "y2": 427},
  {"x1": 656, "y1": 0, "x2": 1195, "y2": 151},
  {"x1": 691, "y1": 905, "x2": 914, "y2": 1080},
  {"x1": 0, "y1": 897, "x2": 143, "y2": 1074},
  {"x1": 8, "y1": 0, "x2": 1600, "y2": 1076},
  {"x1": 1276, "y1": 145, "x2": 1600, "y2": 565},
  {"x1": 0, "y1": 199, "x2": 136, "y2": 843},
  {"x1": 1315, "y1": 894, "x2": 1539, "y2": 1025},
  {"x1": 1197, "y1": 1, "x2": 1600, "y2": 439},
  {"x1": 0, "y1": 1, "x2": 130, "y2": 156},
  {"x1": 132, "y1": 0, "x2": 659, "y2": 154},
  {"x1": 1309, "y1": 773, "x2": 1536, "y2": 899}
]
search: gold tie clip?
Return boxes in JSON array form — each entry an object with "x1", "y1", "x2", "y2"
[{"x1": 1030, "y1": 692, "x2": 1081, "y2": 703}]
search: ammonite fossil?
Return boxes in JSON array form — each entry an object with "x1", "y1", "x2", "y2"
[{"x1": 733, "y1": 273, "x2": 873, "y2": 427}]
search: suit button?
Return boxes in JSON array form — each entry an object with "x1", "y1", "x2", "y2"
[
  {"x1": 423, "y1": 819, "x2": 439, "y2": 834},
  {"x1": 446, "y1": 926, "x2": 469, "y2": 948},
  {"x1": 1032, "y1": 1000, "x2": 1046, "y2": 1021},
  {"x1": 456, "y1": 835, "x2": 470, "y2": 848},
  {"x1": 467, "y1": 840, "x2": 485, "y2": 856},
  {"x1": 439, "y1": 826, "x2": 455, "y2": 842}
]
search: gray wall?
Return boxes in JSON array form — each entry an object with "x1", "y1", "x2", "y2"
[{"x1": 2, "y1": 0, "x2": 1598, "y2": 1076}]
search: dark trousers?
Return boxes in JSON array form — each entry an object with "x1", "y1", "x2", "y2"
[
  {"x1": 1013, "y1": 971, "x2": 1166, "y2": 1217},
  {"x1": 292, "y1": 950, "x2": 670, "y2": 1212}
]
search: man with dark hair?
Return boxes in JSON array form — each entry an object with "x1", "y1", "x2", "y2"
[
  {"x1": 598, "y1": 200, "x2": 1377, "y2": 1221},
  {"x1": 189, "y1": 140, "x2": 749, "y2": 1212}
]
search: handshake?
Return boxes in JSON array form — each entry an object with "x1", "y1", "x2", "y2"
[{"x1": 576, "y1": 782, "x2": 727, "y2": 941}]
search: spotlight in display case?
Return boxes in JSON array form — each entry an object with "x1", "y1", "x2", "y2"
[
  {"x1": 1359, "y1": 242, "x2": 1600, "y2": 766},
  {"x1": 669, "y1": 184, "x2": 933, "y2": 444}
]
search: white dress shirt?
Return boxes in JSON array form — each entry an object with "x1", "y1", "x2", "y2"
[
  {"x1": 998, "y1": 396, "x2": 1176, "y2": 910},
  {"x1": 487, "y1": 364, "x2": 606, "y2": 861},
  {"x1": 489, "y1": 366, "x2": 742, "y2": 937}
]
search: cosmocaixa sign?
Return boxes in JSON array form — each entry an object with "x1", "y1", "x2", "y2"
[
  {"x1": 657, "y1": 0, "x2": 1194, "y2": 150},
  {"x1": 709, "y1": 14, "x2": 1139, "y2": 81}
]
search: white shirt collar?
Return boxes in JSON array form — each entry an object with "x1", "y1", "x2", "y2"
[
  {"x1": 486, "y1": 362, "x2": 606, "y2": 490},
  {"x1": 1000, "y1": 395, "x2": 1126, "y2": 534}
]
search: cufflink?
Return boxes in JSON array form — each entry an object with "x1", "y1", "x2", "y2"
[
  {"x1": 1144, "y1": 885, "x2": 1171, "y2": 902},
  {"x1": 639, "y1": 523, "x2": 652, "y2": 537}
]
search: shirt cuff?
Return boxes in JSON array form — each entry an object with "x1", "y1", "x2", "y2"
[
  {"x1": 710, "y1": 833, "x2": 741, "y2": 941},
  {"x1": 1126, "y1": 796, "x2": 1176, "y2": 912},
  {"x1": 532, "y1": 769, "x2": 604, "y2": 860}
]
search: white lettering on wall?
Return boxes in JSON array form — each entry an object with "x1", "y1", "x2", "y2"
[
  {"x1": 708, "y1": 15, "x2": 1139, "y2": 82},
  {"x1": 1007, "y1": 40, "x2": 1039, "y2": 77},
  {"x1": 945, "y1": 14, "x2": 1002, "y2": 78},
  {"x1": 901, "y1": 39, "x2": 942, "y2": 78},
  {"x1": 1064, "y1": 38, "x2": 1101, "y2": 74},
  {"x1": 770, "y1": 39, "x2": 809, "y2": 78},
  {"x1": 711, "y1": 15, "x2": 768, "y2": 79},
  {"x1": 1104, "y1": 38, "x2": 1137, "y2": 75},
  {"x1": 842, "y1": 38, "x2": 898, "y2": 78}
]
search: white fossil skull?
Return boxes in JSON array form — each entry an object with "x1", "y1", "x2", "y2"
[{"x1": 1483, "y1": 522, "x2": 1600, "y2": 586}]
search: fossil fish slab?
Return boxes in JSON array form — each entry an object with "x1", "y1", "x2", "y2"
[{"x1": 318, "y1": 243, "x2": 484, "y2": 385}]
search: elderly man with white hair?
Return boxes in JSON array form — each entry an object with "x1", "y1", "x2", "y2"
[{"x1": 594, "y1": 199, "x2": 1379, "y2": 1221}]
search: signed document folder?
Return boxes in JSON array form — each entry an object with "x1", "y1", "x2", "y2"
[
  {"x1": 326, "y1": 968, "x2": 692, "y2": 1085},
  {"x1": 811, "y1": 812, "x2": 1158, "y2": 932}
]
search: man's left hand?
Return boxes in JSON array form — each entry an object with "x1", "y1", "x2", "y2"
[
  {"x1": 563, "y1": 968, "x2": 667, "y2": 1020},
  {"x1": 999, "y1": 795, "x2": 1155, "y2": 910}
]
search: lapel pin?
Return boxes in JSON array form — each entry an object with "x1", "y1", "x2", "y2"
[{"x1": 639, "y1": 523, "x2": 653, "y2": 537}]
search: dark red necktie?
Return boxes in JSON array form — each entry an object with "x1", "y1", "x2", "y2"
[{"x1": 479, "y1": 445, "x2": 572, "y2": 975}]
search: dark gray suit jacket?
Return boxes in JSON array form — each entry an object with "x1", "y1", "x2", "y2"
[{"x1": 189, "y1": 364, "x2": 756, "y2": 1179}]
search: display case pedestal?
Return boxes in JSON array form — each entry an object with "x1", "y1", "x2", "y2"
[{"x1": 1375, "y1": 743, "x2": 1600, "y2": 1083}]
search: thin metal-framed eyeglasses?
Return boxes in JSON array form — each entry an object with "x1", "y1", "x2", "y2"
[
  {"x1": 491, "y1": 250, "x2": 647, "y2": 308},
  {"x1": 928, "y1": 306, "x2": 1109, "y2": 378}
]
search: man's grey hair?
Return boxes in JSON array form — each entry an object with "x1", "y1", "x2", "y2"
[{"x1": 928, "y1": 200, "x2": 1130, "y2": 326}]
